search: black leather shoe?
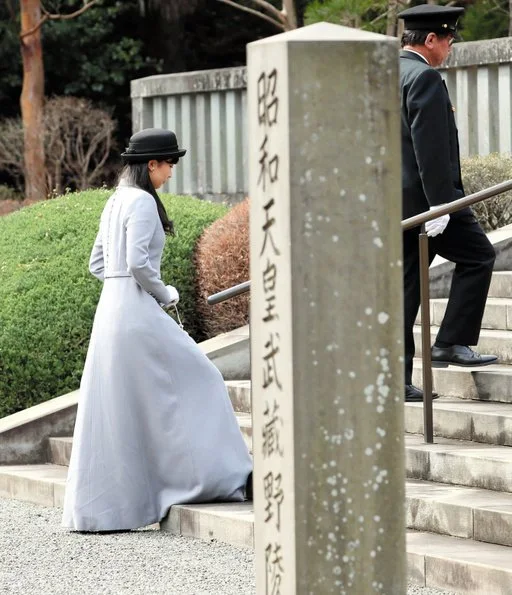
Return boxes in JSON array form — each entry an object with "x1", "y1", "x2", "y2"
[
  {"x1": 405, "y1": 385, "x2": 439, "y2": 402},
  {"x1": 431, "y1": 345, "x2": 498, "y2": 367},
  {"x1": 245, "y1": 471, "x2": 253, "y2": 501}
]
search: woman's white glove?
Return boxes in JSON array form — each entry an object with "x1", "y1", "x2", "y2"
[
  {"x1": 163, "y1": 285, "x2": 179, "y2": 309},
  {"x1": 425, "y1": 206, "x2": 450, "y2": 237}
]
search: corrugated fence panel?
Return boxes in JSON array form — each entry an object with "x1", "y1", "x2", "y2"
[
  {"x1": 180, "y1": 94, "x2": 196, "y2": 195},
  {"x1": 131, "y1": 67, "x2": 248, "y2": 201},
  {"x1": 241, "y1": 90, "x2": 248, "y2": 193},
  {"x1": 477, "y1": 67, "x2": 490, "y2": 155},
  {"x1": 210, "y1": 91, "x2": 227, "y2": 194},
  {"x1": 445, "y1": 65, "x2": 504, "y2": 158},
  {"x1": 468, "y1": 68, "x2": 479, "y2": 156},
  {"x1": 195, "y1": 93, "x2": 211, "y2": 195},
  {"x1": 498, "y1": 64, "x2": 512, "y2": 155},
  {"x1": 131, "y1": 44, "x2": 512, "y2": 199},
  {"x1": 487, "y1": 65, "x2": 500, "y2": 154},
  {"x1": 440, "y1": 37, "x2": 512, "y2": 158}
]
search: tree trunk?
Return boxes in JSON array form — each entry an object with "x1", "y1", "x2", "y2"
[
  {"x1": 20, "y1": 0, "x2": 46, "y2": 201},
  {"x1": 283, "y1": 0, "x2": 297, "y2": 30},
  {"x1": 509, "y1": 0, "x2": 512, "y2": 36},
  {"x1": 386, "y1": 0, "x2": 398, "y2": 36}
]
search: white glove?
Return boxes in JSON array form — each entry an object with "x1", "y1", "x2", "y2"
[
  {"x1": 163, "y1": 285, "x2": 179, "y2": 308},
  {"x1": 425, "y1": 206, "x2": 450, "y2": 237}
]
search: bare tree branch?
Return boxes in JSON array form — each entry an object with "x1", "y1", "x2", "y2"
[
  {"x1": 243, "y1": 0, "x2": 285, "y2": 23},
  {"x1": 20, "y1": 0, "x2": 98, "y2": 39},
  {"x1": 217, "y1": 0, "x2": 285, "y2": 30},
  {"x1": 42, "y1": 96, "x2": 116, "y2": 193},
  {"x1": 20, "y1": 13, "x2": 49, "y2": 39},
  {"x1": 0, "y1": 118, "x2": 26, "y2": 192},
  {"x1": 41, "y1": 0, "x2": 98, "y2": 20}
]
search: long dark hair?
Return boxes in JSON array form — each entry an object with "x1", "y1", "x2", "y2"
[{"x1": 119, "y1": 162, "x2": 175, "y2": 235}]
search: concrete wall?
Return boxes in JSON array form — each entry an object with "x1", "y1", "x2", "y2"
[
  {"x1": 131, "y1": 67, "x2": 247, "y2": 202},
  {"x1": 440, "y1": 37, "x2": 512, "y2": 158},
  {"x1": 131, "y1": 37, "x2": 512, "y2": 200}
]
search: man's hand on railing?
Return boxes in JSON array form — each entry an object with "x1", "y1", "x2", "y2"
[{"x1": 425, "y1": 206, "x2": 450, "y2": 237}]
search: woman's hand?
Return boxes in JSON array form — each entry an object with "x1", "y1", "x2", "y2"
[{"x1": 163, "y1": 285, "x2": 179, "y2": 308}]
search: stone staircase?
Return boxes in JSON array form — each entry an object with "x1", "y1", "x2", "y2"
[{"x1": 3, "y1": 271, "x2": 512, "y2": 593}]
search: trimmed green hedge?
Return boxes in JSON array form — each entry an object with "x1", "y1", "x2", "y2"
[{"x1": 0, "y1": 189, "x2": 227, "y2": 417}]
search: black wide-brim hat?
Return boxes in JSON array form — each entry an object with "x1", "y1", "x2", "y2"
[
  {"x1": 398, "y1": 4, "x2": 464, "y2": 36},
  {"x1": 121, "y1": 128, "x2": 187, "y2": 163}
]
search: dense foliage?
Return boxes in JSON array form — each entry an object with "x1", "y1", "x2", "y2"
[
  {"x1": 1, "y1": 0, "x2": 509, "y2": 195},
  {"x1": 0, "y1": 189, "x2": 227, "y2": 417},
  {"x1": 0, "y1": 0, "x2": 280, "y2": 142},
  {"x1": 305, "y1": 0, "x2": 389, "y2": 32},
  {"x1": 461, "y1": 0, "x2": 509, "y2": 41},
  {"x1": 462, "y1": 153, "x2": 512, "y2": 232},
  {"x1": 1, "y1": 0, "x2": 509, "y2": 130},
  {"x1": 304, "y1": 0, "x2": 509, "y2": 39}
]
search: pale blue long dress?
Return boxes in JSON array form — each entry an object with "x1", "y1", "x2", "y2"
[{"x1": 62, "y1": 183, "x2": 252, "y2": 531}]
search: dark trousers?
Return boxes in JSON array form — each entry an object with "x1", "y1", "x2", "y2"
[{"x1": 403, "y1": 213, "x2": 496, "y2": 385}]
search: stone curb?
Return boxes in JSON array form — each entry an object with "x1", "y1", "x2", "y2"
[{"x1": 0, "y1": 392, "x2": 78, "y2": 465}]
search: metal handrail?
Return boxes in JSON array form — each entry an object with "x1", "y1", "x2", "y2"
[
  {"x1": 207, "y1": 280, "x2": 251, "y2": 305},
  {"x1": 208, "y1": 179, "x2": 512, "y2": 443},
  {"x1": 402, "y1": 180, "x2": 512, "y2": 229},
  {"x1": 402, "y1": 179, "x2": 512, "y2": 442}
]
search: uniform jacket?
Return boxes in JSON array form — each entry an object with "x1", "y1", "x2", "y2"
[{"x1": 400, "y1": 50, "x2": 469, "y2": 220}]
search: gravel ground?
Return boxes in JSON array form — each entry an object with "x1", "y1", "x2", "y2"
[{"x1": 0, "y1": 498, "x2": 456, "y2": 595}]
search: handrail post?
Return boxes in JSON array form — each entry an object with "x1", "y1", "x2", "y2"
[{"x1": 419, "y1": 225, "x2": 434, "y2": 444}]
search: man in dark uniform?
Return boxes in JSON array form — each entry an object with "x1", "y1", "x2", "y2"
[{"x1": 398, "y1": 4, "x2": 497, "y2": 403}]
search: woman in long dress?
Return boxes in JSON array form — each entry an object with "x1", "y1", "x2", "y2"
[{"x1": 62, "y1": 128, "x2": 252, "y2": 532}]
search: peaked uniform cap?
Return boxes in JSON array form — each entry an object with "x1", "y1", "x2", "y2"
[
  {"x1": 121, "y1": 128, "x2": 187, "y2": 162},
  {"x1": 398, "y1": 4, "x2": 464, "y2": 35}
]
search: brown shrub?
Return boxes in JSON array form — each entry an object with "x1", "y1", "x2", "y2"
[
  {"x1": 461, "y1": 153, "x2": 512, "y2": 232},
  {"x1": 195, "y1": 198, "x2": 250, "y2": 338},
  {"x1": 0, "y1": 96, "x2": 115, "y2": 197}
]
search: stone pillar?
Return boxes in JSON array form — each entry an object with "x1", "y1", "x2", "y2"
[{"x1": 248, "y1": 23, "x2": 405, "y2": 594}]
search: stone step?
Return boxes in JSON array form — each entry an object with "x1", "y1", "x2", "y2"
[
  {"x1": 4, "y1": 461, "x2": 512, "y2": 553},
  {"x1": 226, "y1": 380, "x2": 251, "y2": 414},
  {"x1": 234, "y1": 389, "x2": 512, "y2": 450},
  {"x1": 240, "y1": 428, "x2": 512, "y2": 494},
  {"x1": 418, "y1": 297, "x2": 512, "y2": 330},
  {"x1": 237, "y1": 432, "x2": 512, "y2": 494},
  {"x1": 407, "y1": 530, "x2": 512, "y2": 594},
  {"x1": 412, "y1": 358, "x2": 512, "y2": 403},
  {"x1": 405, "y1": 397, "x2": 512, "y2": 446},
  {"x1": 161, "y1": 502, "x2": 254, "y2": 549},
  {"x1": 489, "y1": 271, "x2": 512, "y2": 298},
  {"x1": 406, "y1": 434, "x2": 512, "y2": 493},
  {"x1": 163, "y1": 501, "x2": 512, "y2": 594},
  {"x1": 237, "y1": 412, "x2": 252, "y2": 454},
  {"x1": 414, "y1": 326, "x2": 512, "y2": 365},
  {"x1": 0, "y1": 464, "x2": 67, "y2": 507},
  {"x1": 4, "y1": 466, "x2": 512, "y2": 592},
  {"x1": 406, "y1": 478, "x2": 512, "y2": 547},
  {"x1": 166, "y1": 480, "x2": 512, "y2": 550},
  {"x1": 44, "y1": 412, "x2": 253, "y2": 468},
  {"x1": 232, "y1": 380, "x2": 512, "y2": 445},
  {"x1": 200, "y1": 325, "x2": 250, "y2": 380},
  {"x1": 48, "y1": 436, "x2": 72, "y2": 466},
  {"x1": 232, "y1": 365, "x2": 512, "y2": 409}
]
